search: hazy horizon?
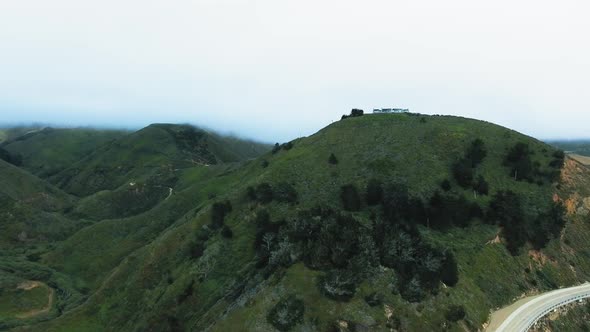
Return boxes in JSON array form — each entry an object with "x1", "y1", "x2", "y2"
[{"x1": 1, "y1": 0, "x2": 589, "y2": 142}]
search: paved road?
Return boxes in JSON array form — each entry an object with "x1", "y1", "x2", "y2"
[{"x1": 494, "y1": 283, "x2": 590, "y2": 332}]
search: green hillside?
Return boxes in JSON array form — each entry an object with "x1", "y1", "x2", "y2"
[
  {"x1": 0, "y1": 159, "x2": 82, "y2": 250},
  {"x1": 0, "y1": 128, "x2": 43, "y2": 145},
  {"x1": 49, "y1": 124, "x2": 270, "y2": 197},
  {"x1": 1, "y1": 128, "x2": 128, "y2": 178},
  {"x1": 2, "y1": 114, "x2": 589, "y2": 331}
]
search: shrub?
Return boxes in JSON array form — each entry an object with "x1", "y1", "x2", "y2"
[
  {"x1": 364, "y1": 292, "x2": 383, "y2": 307},
  {"x1": 445, "y1": 305, "x2": 466, "y2": 322},
  {"x1": 261, "y1": 160, "x2": 269, "y2": 168},
  {"x1": 211, "y1": 200, "x2": 232, "y2": 229},
  {"x1": 341, "y1": 109, "x2": 364, "y2": 119},
  {"x1": 267, "y1": 295, "x2": 305, "y2": 331},
  {"x1": 255, "y1": 183, "x2": 274, "y2": 204},
  {"x1": 328, "y1": 153, "x2": 338, "y2": 165},
  {"x1": 188, "y1": 241, "x2": 205, "y2": 259},
  {"x1": 246, "y1": 186, "x2": 257, "y2": 201},
  {"x1": 350, "y1": 109, "x2": 364, "y2": 117},
  {"x1": 473, "y1": 175, "x2": 489, "y2": 196},
  {"x1": 274, "y1": 182, "x2": 298, "y2": 203},
  {"x1": 272, "y1": 143, "x2": 281, "y2": 154},
  {"x1": 340, "y1": 184, "x2": 361, "y2": 211},
  {"x1": 319, "y1": 270, "x2": 357, "y2": 301},
  {"x1": 440, "y1": 179, "x2": 452, "y2": 192},
  {"x1": 221, "y1": 225, "x2": 233, "y2": 238},
  {"x1": 281, "y1": 142, "x2": 294, "y2": 150},
  {"x1": 365, "y1": 179, "x2": 384, "y2": 206},
  {"x1": 440, "y1": 251, "x2": 459, "y2": 286}
]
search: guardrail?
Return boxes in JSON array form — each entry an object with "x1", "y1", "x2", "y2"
[{"x1": 522, "y1": 291, "x2": 590, "y2": 331}]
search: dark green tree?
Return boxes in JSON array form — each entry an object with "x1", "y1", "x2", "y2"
[
  {"x1": 255, "y1": 183, "x2": 274, "y2": 204},
  {"x1": 466, "y1": 138, "x2": 487, "y2": 167},
  {"x1": 365, "y1": 179, "x2": 384, "y2": 206},
  {"x1": 452, "y1": 158, "x2": 474, "y2": 188},
  {"x1": 340, "y1": 184, "x2": 361, "y2": 211},
  {"x1": 350, "y1": 108, "x2": 364, "y2": 117},
  {"x1": 221, "y1": 225, "x2": 233, "y2": 238},
  {"x1": 267, "y1": 296, "x2": 304, "y2": 331},
  {"x1": 440, "y1": 179, "x2": 452, "y2": 192},
  {"x1": 328, "y1": 153, "x2": 338, "y2": 165},
  {"x1": 274, "y1": 182, "x2": 298, "y2": 203},
  {"x1": 473, "y1": 175, "x2": 489, "y2": 196},
  {"x1": 211, "y1": 201, "x2": 232, "y2": 229},
  {"x1": 272, "y1": 143, "x2": 281, "y2": 154},
  {"x1": 445, "y1": 305, "x2": 466, "y2": 322}
]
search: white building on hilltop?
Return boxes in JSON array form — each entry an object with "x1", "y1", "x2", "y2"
[{"x1": 373, "y1": 108, "x2": 409, "y2": 114}]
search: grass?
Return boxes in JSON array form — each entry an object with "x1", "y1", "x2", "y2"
[{"x1": 0, "y1": 282, "x2": 50, "y2": 320}]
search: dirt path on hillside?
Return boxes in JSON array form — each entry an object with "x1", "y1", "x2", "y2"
[{"x1": 15, "y1": 281, "x2": 55, "y2": 319}]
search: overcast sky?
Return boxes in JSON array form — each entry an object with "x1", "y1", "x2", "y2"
[{"x1": 0, "y1": 0, "x2": 589, "y2": 142}]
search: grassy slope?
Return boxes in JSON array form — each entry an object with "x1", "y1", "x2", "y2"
[
  {"x1": 1, "y1": 128, "x2": 128, "y2": 178},
  {"x1": 48, "y1": 124, "x2": 269, "y2": 197},
  {"x1": 0, "y1": 160, "x2": 80, "y2": 249},
  {"x1": 20, "y1": 114, "x2": 589, "y2": 332},
  {"x1": 0, "y1": 128, "x2": 44, "y2": 145}
]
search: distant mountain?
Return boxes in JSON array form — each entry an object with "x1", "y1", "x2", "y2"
[
  {"x1": 49, "y1": 124, "x2": 270, "y2": 197},
  {"x1": 548, "y1": 139, "x2": 590, "y2": 157},
  {"x1": 2, "y1": 115, "x2": 590, "y2": 331},
  {"x1": 1, "y1": 127, "x2": 127, "y2": 178}
]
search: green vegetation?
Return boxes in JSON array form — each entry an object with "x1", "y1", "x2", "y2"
[
  {"x1": 267, "y1": 295, "x2": 304, "y2": 331},
  {"x1": 1, "y1": 115, "x2": 588, "y2": 331},
  {"x1": 1, "y1": 127, "x2": 127, "y2": 178}
]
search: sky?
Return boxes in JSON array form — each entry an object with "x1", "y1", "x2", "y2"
[{"x1": 0, "y1": 0, "x2": 589, "y2": 142}]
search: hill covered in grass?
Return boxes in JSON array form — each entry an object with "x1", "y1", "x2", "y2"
[
  {"x1": 1, "y1": 128, "x2": 128, "y2": 178},
  {"x1": 49, "y1": 124, "x2": 270, "y2": 197},
  {"x1": 2, "y1": 114, "x2": 590, "y2": 331}
]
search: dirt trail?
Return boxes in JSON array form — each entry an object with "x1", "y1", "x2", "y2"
[
  {"x1": 165, "y1": 187, "x2": 173, "y2": 200},
  {"x1": 15, "y1": 281, "x2": 55, "y2": 319}
]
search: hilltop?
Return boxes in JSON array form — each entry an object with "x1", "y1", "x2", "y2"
[{"x1": 1, "y1": 114, "x2": 589, "y2": 331}]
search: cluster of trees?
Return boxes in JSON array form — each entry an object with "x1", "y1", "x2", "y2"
[
  {"x1": 272, "y1": 141, "x2": 294, "y2": 154},
  {"x1": 0, "y1": 147, "x2": 22, "y2": 166},
  {"x1": 503, "y1": 143, "x2": 564, "y2": 184},
  {"x1": 341, "y1": 108, "x2": 364, "y2": 120},
  {"x1": 451, "y1": 139, "x2": 489, "y2": 195},
  {"x1": 486, "y1": 190, "x2": 565, "y2": 255},
  {"x1": 252, "y1": 181, "x2": 460, "y2": 303},
  {"x1": 345, "y1": 180, "x2": 481, "y2": 230},
  {"x1": 247, "y1": 182, "x2": 298, "y2": 204}
]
